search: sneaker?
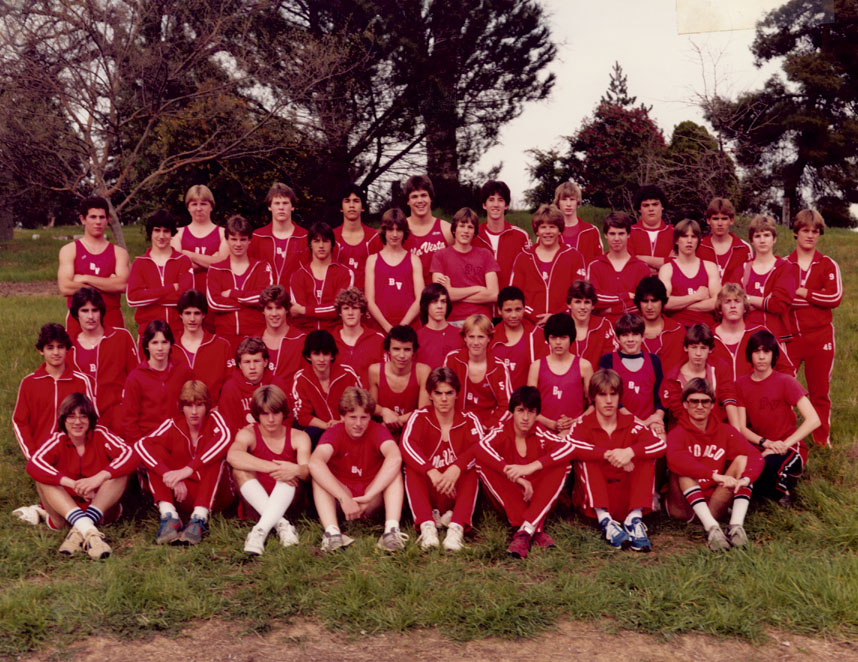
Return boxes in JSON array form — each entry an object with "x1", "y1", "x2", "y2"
[
  {"x1": 244, "y1": 525, "x2": 268, "y2": 556},
  {"x1": 442, "y1": 523, "x2": 465, "y2": 552},
  {"x1": 58, "y1": 528, "x2": 84, "y2": 555},
  {"x1": 320, "y1": 531, "x2": 354, "y2": 553},
  {"x1": 706, "y1": 525, "x2": 730, "y2": 551},
  {"x1": 274, "y1": 520, "x2": 300, "y2": 547},
  {"x1": 13, "y1": 504, "x2": 47, "y2": 526},
  {"x1": 155, "y1": 514, "x2": 182, "y2": 545},
  {"x1": 531, "y1": 531, "x2": 556, "y2": 549},
  {"x1": 507, "y1": 530, "x2": 532, "y2": 558},
  {"x1": 725, "y1": 524, "x2": 748, "y2": 548},
  {"x1": 600, "y1": 518, "x2": 631, "y2": 550},
  {"x1": 177, "y1": 516, "x2": 206, "y2": 545},
  {"x1": 83, "y1": 529, "x2": 111, "y2": 559},
  {"x1": 417, "y1": 521, "x2": 440, "y2": 550},
  {"x1": 623, "y1": 517, "x2": 652, "y2": 553},
  {"x1": 777, "y1": 490, "x2": 794, "y2": 508},
  {"x1": 376, "y1": 527, "x2": 409, "y2": 552}
]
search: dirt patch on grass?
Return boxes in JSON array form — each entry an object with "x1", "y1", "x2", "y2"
[
  {"x1": 23, "y1": 618, "x2": 858, "y2": 662},
  {"x1": 0, "y1": 281, "x2": 59, "y2": 297}
]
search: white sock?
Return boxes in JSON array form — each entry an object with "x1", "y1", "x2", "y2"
[
  {"x1": 519, "y1": 521, "x2": 536, "y2": 535},
  {"x1": 191, "y1": 506, "x2": 209, "y2": 522},
  {"x1": 239, "y1": 479, "x2": 271, "y2": 514},
  {"x1": 325, "y1": 524, "x2": 341, "y2": 536},
  {"x1": 729, "y1": 498, "x2": 750, "y2": 526},
  {"x1": 256, "y1": 482, "x2": 296, "y2": 535},
  {"x1": 158, "y1": 501, "x2": 178, "y2": 519},
  {"x1": 66, "y1": 507, "x2": 95, "y2": 535},
  {"x1": 595, "y1": 508, "x2": 611, "y2": 523},
  {"x1": 691, "y1": 502, "x2": 719, "y2": 531},
  {"x1": 624, "y1": 509, "x2": 643, "y2": 526},
  {"x1": 384, "y1": 519, "x2": 399, "y2": 533}
]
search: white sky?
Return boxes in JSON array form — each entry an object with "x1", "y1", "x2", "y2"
[{"x1": 479, "y1": 0, "x2": 786, "y2": 207}]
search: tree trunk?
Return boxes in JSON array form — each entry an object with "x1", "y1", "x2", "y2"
[
  {"x1": 425, "y1": 113, "x2": 463, "y2": 212},
  {"x1": 98, "y1": 192, "x2": 126, "y2": 249},
  {"x1": 0, "y1": 205, "x2": 13, "y2": 241}
]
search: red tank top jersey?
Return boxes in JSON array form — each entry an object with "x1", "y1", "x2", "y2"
[
  {"x1": 611, "y1": 351, "x2": 658, "y2": 419},
  {"x1": 404, "y1": 217, "x2": 448, "y2": 282},
  {"x1": 538, "y1": 356, "x2": 585, "y2": 420},
  {"x1": 334, "y1": 224, "x2": 377, "y2": 289},
  {"x1": 743, "y1": 267, "x2": 768, "y2": 301},
  {"x1": 74, "y1": 344, "x2": 98, "y2": 379},
  {"x1": 251, "y1": 422, "x2": 298, "y2": 492},
  {"x1": 70, "y1": 241, "x2": 121, "y2": 314},
  {"x1": 373, "y1": 252, "x2": 416, "y2": 327},
  {"x1": 378, "y1": 364, "x2": 420, "y2": 416},
  {"x1": 491, "y1": 326, "x2": 546, "y2": 390},
  {"x1": 668, "y1": 260, "x2": 714, "y2": 327},
  {"x1": 416, "y1": 325, "x2": 463, "y2": 370},
  {"x1": 181, "y1": 225, "x2": 221, "y2": 290}
]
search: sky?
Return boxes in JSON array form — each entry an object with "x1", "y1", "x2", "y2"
[{"x1": 479, "y1": 0, "x2": 787, "y2": 207}]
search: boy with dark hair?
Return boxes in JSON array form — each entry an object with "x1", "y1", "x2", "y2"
[
  {"x1": 476, "y1": 385, "x2": 574, "y2": 558},
  {"x1": 127, "y1": 209, "x2": 194, "y2": 345},
  {"x1": 309, "y1": 387, "x2": 406, "y2": 552},
  {"x1": 291, "y1": 329, "x2": 361, "y2": 446},
  {"x1": 510, "y1": 204, "x2": 586, "y2": 325},
  {"x1": 27, "y1": 393, "x2": 136, "y2": 558},
  {"x1": 474, "y1": 180, "x2": 530, "y2": 286},
  {"x1": 629, "y1": 184, "x2": 673, "y2": 273},
  {"x1": 173, "y1": 289, "x2": 232, "y2": 400},
  {"x1": 587, "y1": 211, "x2": 650, "y2": 324},
  {"x1": 249, "y1": 182, "x2": 308, "y2": 286},
  {"x1": 403, "y1": 174, "x2": 453, "y2": 282},
  {"x1": 415, "y1": 283, "x2": 463, "y2": 369},
  {"x1": 67, "y1": 287, "x2": 139, "y2": 434},
  {"x1": 528, "y1": 313, "x2": 592, "y2": 434},
  {"x1": 259, "y1": 284, "x2": 306, "y2": 387},
  {"x1": 786, "y1": 209, "x2": 842, "y2": 446},
  {"x1": 553, "y1": 181, "x2": 603, "y2": 263},
  {"x1": 666, "y1": 378, "x2": 762, "y2": 550},
  {"x1": 569, "y1": 369, "x2": 666, "y2": 551},
  {"x1": 697, "y1": 197, "x2": 751, "y2": 285},
  {"x1": 401, "y1": 367, "x2": 482, "y2": 551},
  {"x1": 332, "y1": 287, "x2": 385, "y2": 383},
  {"x1": 333, "y1": 184, "x2": 378, "y2": 288},
  {"x1": 217, "y1": 337, "x2": 288, "y2": 436},
  {"x1": 598, "y1": 313, "x2": 666, "y2": 439},
  {"x1": 490, "y1": 286, "x2": 546, "y2": 390},
  {"x1": 566, "y1": 280, "x2": 618, "y2": 369},
  {"x1": 206, "y1": 215, "x2": 273, "y2": 351},
  {"x1": 634, "y1": 276, "x2": 685, "y2": 375},
  {"x1": 289, "y1": 221, "x2": 354, "y2": 333},
  {"x1": 368, "y1": 325, "x2": 430, "y2": 433},
  {"x1": 58, "y1": 196, "x2": 130, "y2": 336}
]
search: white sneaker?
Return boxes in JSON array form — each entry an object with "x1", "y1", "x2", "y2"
[
  {"x1": 274, "y1": 520, "x2": 300, "y2": 547},
  {"x1": 417, "y1": 521, "x2": 440, "y2": 549},
  {"x1": 244, "y1": 526, "x2": 268, "y2": 556},
  {"x1": 443, "y1": 522, "x2": 465, "y2": 551},
  {"x1": 13, "y1": 504, "x2": 47, "y2": 526},
  {"x1": 432, "y1": 509, "x2": 453, "y2": 528}
]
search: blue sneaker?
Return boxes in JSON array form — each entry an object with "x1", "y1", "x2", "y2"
[
  {"x1": 177, "y1": 516, "x2": 206, "y2": 545},
  {"x1": 155, "y1": 515, "x2": 182, "y2": 545},
  {"x1": 600, "y1": 518, "x2": 631, "y2": 550},
  {"x1": 623, "y1": 517, "x2": 651, "y2": 553}
]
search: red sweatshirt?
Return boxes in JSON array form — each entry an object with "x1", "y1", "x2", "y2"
[
  {"x1": 443, "y1": 348, "x2": 512, "y2": 430},
  {"x1": 473, "y1": 221, "x2": 531, "y2": 288},
  {"x1": 573, "y1": 316, "x2": 618, "y2": 369},
  {"x1": 288, "y1": 261, "x2": 354, "y2": 333},
  {"x1": 249, "y1": 222, "x2": 309, "y2": 286},
  {"x1": 400, "y1": 407, "x2": 484, "y2": 474},
  {"x1": 586, "y1": 254, "x2": 651, "y2": 322},
  {"x1": 216, "y1": 370, "x2": 289, "y2": 434},
  {"x1": 205, "y1": 257, "x2": 272, "y2": 338},
  {"x1": 697, "y1": 234, "x2": 752, "y2": 285},
  {"x1": 13, "y1": 365, "x2": 95, "y2": 459},
  {"x1": 173, "y1": 331, "x2": 233, "y2": 402},
  {"x1": 476, "y1": 419, "x2": 574, "y2": 472},
  {"x1": 333, "y1": 326, "x2": 385, "y2": 384},
  {"x1": 121, "y1": 359, "x2": 194, "y2": 443},
  {"x1": 135, "y1": 410, "x2": 232, "y2": 476},
  {"x1": 27, "y1": 426, "x2": 138, "y2": 485},
  {"x1": 712, "y1": 324, "x2": 795, "y2": 381},
  {"x1": 786, "y1": 250, "x2": 843, "y2": 334},
  {"x1": 291, "y1": 363, "x2": 361, "y2": 427},
  {"x1": 741, "y1": 257, "x2": 799, "y2": 341},
  {"x1": 666, "y1": 416, "x2": 763, "y2": 483},
  {"x1": 510, "y1": 245, "x2": 586, "y2": 322},
  {"x1": 126, "y1": 249, "x2": 194, "y2": 337},
  {"x1": 629, "y1": 221, "x2": 674, "y2": 262},
  {"x1": 568, "y1": 410, "x2": 666, "y2": 465},
  {"x1": 643, "y1": 316, "x2": 686, "y2": 376}
]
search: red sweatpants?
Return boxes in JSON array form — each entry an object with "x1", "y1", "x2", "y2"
[
  {"x1": 145, "y1": 459, "x2": 233, "y2": 513},
  {"x1": 478, "y1": 464, "x2": 569, "y2": 531},
  {"x1": 786, "y1": 324, "x2": 834, "y2": 445},
  {"x1": 404, "y1": 467, "x2": 480, "y2": 529},
  {"x1": 573, "y1": 459, "x2": 656, "y2": 520}
]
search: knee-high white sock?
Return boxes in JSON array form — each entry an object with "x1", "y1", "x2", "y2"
[
  {"x1": 66, "y1": 507, "x2": 95, "y2": 534},
  {"x1": 729, "y1": 496, "x2": 750, "y2": 526},
  {"x1": 256, "y1": 482, "x2": 296, "y2": 534},
  {"x1": 239, "y1": 478, "x2": 271, "y2": 514}
]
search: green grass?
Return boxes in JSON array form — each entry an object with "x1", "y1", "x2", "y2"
[{"x1": 0, "y1": 220, "x2": 856, "y2": 655}]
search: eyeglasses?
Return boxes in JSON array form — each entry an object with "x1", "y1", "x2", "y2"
[{"x1": 686, "y1": 398, "x2": 713, "y2": 407}]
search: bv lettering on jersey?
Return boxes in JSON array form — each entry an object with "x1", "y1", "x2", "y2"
[
  {"x1": 552, "y1": 385, "x2": 563, "y2": 399},
  {"x1": 431, "y1": 448, "x2": 457, "y2": 469},
  {"x1": 628, "y1": 380, "x2": 641, "y2": 394},
  {"x1": 692, "y1": 444, "x2": 726, "y2": 461},
  {"x1": 387, "y1": 278, "x2": 403, "y2": 290},
  {"x1": 351, "y1": 465, "x2": 363, "y2": 477},
  {"x1": 276, "y1": 246, "x2": 288, "y2": 259},
  {"x1": 505, "y1": 359, "x2": 517, "y2": 372},
  {"x1": 89, "y1": 363, "x2": 97, "y2": 373},
  {"x1": 463, "y1": 263, "x2": 485, "y2": 279},
  {"x1": 240, "y1": 397, "x2": 253, "y2": 424},
  {"x1": 413, "y1": 241, "x2": 446, "y2": 258},
  {"x1": 90, "y1": 264, "x2": 101, "y2": 275},
  {"x1": 315, "y1": 288, "x2": 323, "y2": 299},
  {"x1": 349, "y1": 258, "x2": 359, "y2": 269}
]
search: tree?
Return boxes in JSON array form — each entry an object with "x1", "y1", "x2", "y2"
[
  {"x1": 600, "y1": 61, "x2": 638, "y2": 108},
  {"x1": 0, "y1": 0, "x2": 352, "y2": 242},
  {"x1": 702, "y1": 0, "x2": 858, "y2": 226}
]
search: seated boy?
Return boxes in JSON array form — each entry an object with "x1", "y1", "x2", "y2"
[
  {"x1": 227, "y1": 385, "x2": 311, "y2": 555},
  {"x1": 400, "y1": 367, "x2": 482, "y2": 551},
  {"x1": 308, "y1": 387, "x2": 406, "y2": 552},
  {"x1": 26, "y1": 393, "x2": 136, "y2": 559},
  {"x1": 568, "y1": 369, "x2": 666, "y2": 552},
  {"x1": 476, "y1": 386, "x2": 574, "y2": 559},
  {"x1": 665, "y1": 378, "x2": 763, "y2": 550}
]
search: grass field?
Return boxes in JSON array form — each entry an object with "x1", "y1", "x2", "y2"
[{"x1": 0, "y1": 212, "x2": 856, "y2": 656}]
